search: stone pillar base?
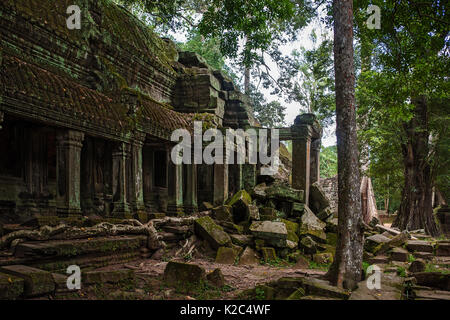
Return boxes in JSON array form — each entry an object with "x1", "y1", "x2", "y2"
[{"x1": 112, "y1": 202, "x2": 131, "y2": 218}]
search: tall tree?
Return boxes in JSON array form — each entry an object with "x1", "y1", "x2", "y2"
[
  {"x1": 326, "y1": 0, "x2": 363, "y2": 290},
  {"x1": 355, "y1": 0, "x2": 449, "y2": 236}
]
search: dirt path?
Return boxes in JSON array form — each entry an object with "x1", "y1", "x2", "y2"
[{"x1": 97, "y1": 258, "x2": 326, "y2": 299}]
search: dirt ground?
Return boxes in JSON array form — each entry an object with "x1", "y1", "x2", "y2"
[{"x1": 56, "y1": 258, "x2": 326, "y2": 300}]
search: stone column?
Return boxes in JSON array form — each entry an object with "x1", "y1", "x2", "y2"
[
  {"x1": 56, "y1": 130, "x2": 85, "y2": 215},
  {"x1": 184, "y1": 163, "x2": 198, "y2": 214},
  {"x1": 112, "y1": 142, "x2": 131, "y2": 217},
  {"x1": 291, "y1": 114, "x2": 316, "y2": 206},
  {"x1": 213, "y1": 163, "x2": 229, "y2": 206},
  {"x1": 0, "y1": 111, "x2": 4, "y2": 130},
  {"x1": 143, "y1": 146, "x2": 157, "y2": 212},
  {"x1": 167, "y1": 149, "x2": 183, "y2": 216},
  {"x1": 130, "y1": 134, "x2": 146, "y2": 217},
  {"x1": 310, "y1": 138, "x2": 321, "y2": 185}
]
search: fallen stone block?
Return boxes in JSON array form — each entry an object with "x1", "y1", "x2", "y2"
[
  {"x1": 83, "y1": 269, "x2": 135, "y2": 285},
  {"x1": 266, "y1": 183, "x2": 304, "y2": 203},
  {"x1": 436, "y1": 242, "x2": 450, "y2": 256},
  {"x1": 298, "y1": 206, "x2": 326, "y2": 243},
  {"x1": 249, "y1": 221, "x2": 288, "y2": 247},
  {"x1": 0, "y1": 272, "x2": 24, "y2": 299},
  {"x1": 163, "y1": 261, "x2": 206, "y2": 287},
  {"x1": 313, "y1": 252, "x2": 333, "y2": 265},
  {"x1": 261, "y1": 247, "x2": 277, "y2": 262},
  {"x1": 194, "y1": 216, "x2": 231, "y2": 250},
  {"x1": 248, "y1": 204, "x2": 260, "y2": 221},
  {"x1": 408, "y1": 259, "x2": 426, "y2": 273},
  {"x1": 215, "y1": 246, "x2": 240, "y2": 265},
  {"x1": 413, "y1": 272, "x2": 450, "y2": 291},
  {"x1": 227, "y1": 190, "x2": 252, "y2": 223},
  {"x1": 287, "y1": 287, "x2": 306, "y2": 300},
  {"x1": 302, "y1": 278, "x2": 351, "y2": 300},
  {"x1": 259, "y1": 208, "x2": 277, "y2": 221},
  {"x1": 309, "y1": 182, "x2": 330, "y2": 214},
  {"x1": 406, "y1": 240, "x2": 434, "y2": 253},
  {"x1": 213, "y1": 205, "x2": 233, "y2": 222},
  {"x1": 0, "y1": 265, "x2": 54, "y2": 297},
  {"x1": 390, "y1": 247, "x2": 409, "y2": 262},
  {"x1": 230, "y1": 234, "x2": 252, "y2": 247},
  {"x1": 238, "y1": 247, "x2": 260, "y2": 266},
  {"x1": 292, "y1": 202, "x2": 305, "y2": 217},
  {"x1": 300, "y1": 236, "x2": 317, "y2": 254},
  {"x1": 281, "y1": 219, "x2": 299, "y2": 243},
  {"x1": 206, "y1": 268, "x2": 225, "y2": 287},
  {"x1": 365, "y1": 234, "x2": 391, "y2": 253}
]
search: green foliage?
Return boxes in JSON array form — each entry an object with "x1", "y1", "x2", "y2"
[
  {"x1": 308, "y1": 261, "x2": 331, "y2": 271},
  {"x1": 320, "y1": 145, "x2": 337, "y2": 178},
  {"x1": 278, "y1": 30, "x2": 335, "y2": 129},
  {"x1": 396, "y1": 266, "x2": 407, "y2": 278},
  {"x1": 354, "y1": 0, "x2": 450, "y2": 215},
  {"x1": 248, "y1": 84, "x2": 286, "y2": 127},
  {"x1": 177, "y1": 30, "x2": 238, "y2": 81}
]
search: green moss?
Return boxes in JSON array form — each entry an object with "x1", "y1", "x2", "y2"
[{"x1": 281, "y1": 219, "x2": 299, "y2": 243}]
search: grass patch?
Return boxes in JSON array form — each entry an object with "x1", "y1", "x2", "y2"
[{"x1": 309, "y1": 261, "x2": 331, "y2": 271}]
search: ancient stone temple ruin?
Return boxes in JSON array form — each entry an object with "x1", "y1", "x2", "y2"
[{"x1": 0, "y1": 0, "x2": 322, "y2": 226}]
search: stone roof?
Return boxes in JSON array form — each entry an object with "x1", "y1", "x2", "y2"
[{"x1": 1, "y1": 55, "x2": 192, "y2": 140}]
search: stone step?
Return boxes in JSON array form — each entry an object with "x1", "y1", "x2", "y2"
[
  {"x1": 406, "y1": 240, "x2": 434, "y2": 253},
  {"x1": 0, "y1": 271, "x2": 24, "y2": 299},
  {"x1": 436, "y1": 242, "x2": 450, "y2": 256},
  {"x1": 14, "y1": 235, "x2": 147, "y2": 259},
  {"x1": 0, "y1": 265, "x2": 54, "y2": 297}
]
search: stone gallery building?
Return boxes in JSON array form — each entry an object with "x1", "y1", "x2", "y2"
[{"x1": 0, "y1": 0, "x2": 323, "y2": 226}]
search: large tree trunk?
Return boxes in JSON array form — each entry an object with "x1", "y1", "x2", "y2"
[
  {"x1": 326, "y1": 0, "x2": 363, "y2": 291},
  {"x1": 393, "y1": 96, "x2": 441, "y2": 236}
]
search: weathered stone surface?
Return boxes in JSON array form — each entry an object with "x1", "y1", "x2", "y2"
[
  {"x1": 227, "y1": 190, "x2": 252, "y2": 223},
  {"x1": 163, "y1": 261, "x2": 206, "y2": 286},
  {"x1": 206, "y1": 268, "x2": 225, "y2": 287},
  {"x1": 238, "y1": 247, "x2": 260, "y2": 265},
  {"x1": 414, "y1": 252, "x2": 434, "y2": 260},
  {"x1": 408, "y1": 259, "x2": 426, "y2": 273},
  {"x1": 302, "y1": 278, "x2": 350, "y2": 299},
  {"x1": 365, "y1": 234, "x2": 391, "y2": 253},
  {"x1": 292, "y1": 202, "x2": 305, "y2": 217},
  {"x1": 299, "y1": 206, "x2": 326, "y2": 243},
  {"x1": 325, "y1": 217, "x2": 338, "y2": 233},
  {"x1": 83, "y1": 269, "x2": 134, "y2": 285},
  {"x1": 51, "y1": 273, "x2": 73, "y2": 293},
  {"x1": 0, "y1": 272, "x2": 24, "y2": 299},
  {"x1": 249, "y1": 221, "x2": 288, "y2": 247},
  {"x1": 366, "y1": 255, "x2": 390, "y2": 265},
  {"x1": 299, "y1": 236, "x2": 317, "y2": 254},
  {"x1": 230, "y1": 234, "x2": 252, "y2": 247},
  {"x1": 436, "y1": 242, "x2": 450, "y2": 256},
  {"x1": 215, "y1": 246, "x2": 240, "y2": 264},
  {"x1": 213, "y1": 205, "x2": 233, "y2": 222},
  {"x1": 281, "y1": 219, "x2": 299, "y2": 243},
  {"x1": 313, "y1": 252, "x2": 333, "y2": 265},
  {"x1": 316, "y1": 207, "x2": 333, "y2": 221},
  {"x1": 252, "y1": 183, "x2": 267, "y2": 199},
  {"x1": 248, "y1": 204, "x2": 260, "y2": 220},
  {"x1": 266, "y1": 183, "x2": 304, "y2": 203},
  {"x1": 374, "y1": 232, "x2": 409, "y2": 255},
  {"x1": 406, "y1": 240, "x2": 434, "y2": 253},
  {"x1": 286, "y1": 240, "x2": 298, "y2": 250},
  {"x1": 413, "y1": 272, "x2": 450, "y2": 291},
  {"x1": 259, "y1": 207, "x2": 277, "y2": 221},
  {"x1": 294, "y1": 255, "x2": 310, "y2": 269},
  {"x1": 261, "y1": 247, "x2": 277, "y2": 262},
  {"x1": 194, "y1": 216, "x2": 231, "y2": 250},
  {"x1": 390, "y1": 247, "x2": 409, "y2": 262},
  {"x1": 287, "y1": 287, "x2": 306, "y2": 300},
  {"x1": 0, "y1": 265, "x2": 54, "y2": 297},
  {"x1": 309, "y1": 182, "x2": 330, "y2": 214}
]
